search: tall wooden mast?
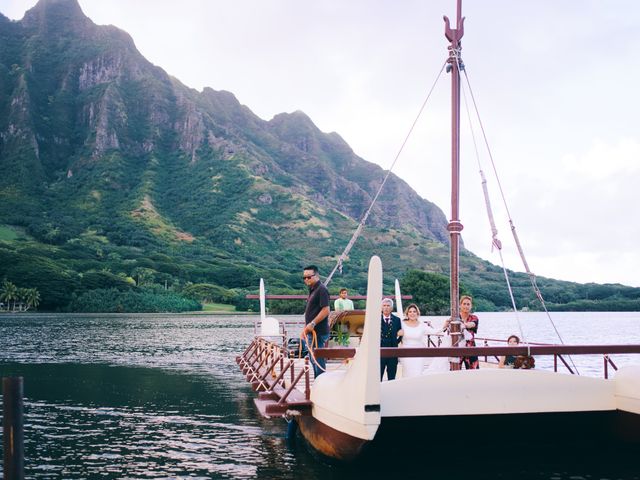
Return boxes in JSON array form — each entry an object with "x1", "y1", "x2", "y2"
[{"x1": 444, "y1": 0, "x2": 464, "y2": 370}]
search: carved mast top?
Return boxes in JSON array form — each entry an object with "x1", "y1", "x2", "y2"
[{"x1": 443, "y1": 0, "x2": 465, "y2": 46}]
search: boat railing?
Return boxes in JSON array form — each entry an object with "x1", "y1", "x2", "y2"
[
  {"x1": 313, "y1": 344, "x2": 640, "y2": 379},
  {"x1": 238, "y1": 338, "x2": 639, "y2": 419},
  {"x1": 236, "y1": 337, "x2": 312, "y2": 417},
  {"x1": 254, "y1": 321, "x2": 631, "y2": 379},
  {"x1": 477, "y1": 336, "x2": 624, "y2": 378}
]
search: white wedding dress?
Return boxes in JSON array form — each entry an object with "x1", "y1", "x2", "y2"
[
  {"x1": 426, "y1": 331, "x2": 453, "y2": 373},
  {"x1": 399, "y1": 321, "x2": 429, "y2": 377}
]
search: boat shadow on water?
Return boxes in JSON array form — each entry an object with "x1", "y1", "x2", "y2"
[{"x1": 280, "y1": 411, "x2": 640, "y2": 480}]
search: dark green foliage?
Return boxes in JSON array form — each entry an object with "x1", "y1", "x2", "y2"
[
  {"x1": 546, "y1": 298, "x2": 640, "y2": 312},
  {"x1": 0, "y1": 242, "x2": 80, "y2": 310},
  {"x1": 229, "y1": 290, "x2": 258, "y2": 312},
  {"x1": 268, "y1": 299, "x2": 308, "y2": 315},
  {"x1": 182, "y1": 283, "x2": 235, "y2": 303},
  {"x1": 80, "y1": 270, "x2": 134, "y2": 291},
  {"x1": 66, "y1": 288, "x2": 201, "y2": 313},
  {"x1": 401, "y1": 270, "x2": 471, "y2": 315}
]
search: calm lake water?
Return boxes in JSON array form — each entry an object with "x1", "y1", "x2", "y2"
[{"x1": 1, "y1": 312, "x2": 639, "y2": 479}]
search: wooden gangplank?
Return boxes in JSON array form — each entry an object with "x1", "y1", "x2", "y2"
[{"x1": 237, "y1": 339, "x2": 313, "y2": 418}]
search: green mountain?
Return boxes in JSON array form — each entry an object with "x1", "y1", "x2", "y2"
[{"x1": 1, "y1": 0, "x2": 639, "y2": 312}]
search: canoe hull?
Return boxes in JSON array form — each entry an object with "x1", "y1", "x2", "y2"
[
  {"x1": 297, "y1": 409, "x2": 640, "y2": 466},
  {"x1": 296, "y1": 415, "x2": 370, "y2": 462}
]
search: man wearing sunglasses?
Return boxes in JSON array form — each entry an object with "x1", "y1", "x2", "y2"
[{"x1": 302, "y1": 265, "x2": 330, "y2": 377}]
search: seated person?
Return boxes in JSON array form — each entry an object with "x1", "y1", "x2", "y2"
[
  {"x1": 498, "y1": 335, "x2": 520, "y2": 368},
  {"x1": 334, "y1": 288, "x2": 354, "y2": 311}
]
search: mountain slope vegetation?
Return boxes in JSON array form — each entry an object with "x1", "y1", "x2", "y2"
[{"x1": 1, "y1": 0, "x2": 638, "y2": 312}]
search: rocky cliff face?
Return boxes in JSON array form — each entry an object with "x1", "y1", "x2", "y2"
[{"x1": 0, "y1": 0, "x2": 453, "y2": 284}]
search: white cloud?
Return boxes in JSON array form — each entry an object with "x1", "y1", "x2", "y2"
[
  {"x1": 463, "y1": 138, "x2": 640, "y2": 286},
  {"x1": 562, "y1": 138, "x2": 640, "y2": 179}
]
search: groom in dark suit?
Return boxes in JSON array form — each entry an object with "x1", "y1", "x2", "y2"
[{"x1": 380, "y1": 297, "x2": 403, "y2": 380}]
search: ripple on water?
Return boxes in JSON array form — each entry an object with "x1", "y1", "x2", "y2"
[{"x1": 24, "y1": 398, "x2": 264, "y2": 479}]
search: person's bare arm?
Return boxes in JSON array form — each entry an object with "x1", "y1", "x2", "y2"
[{"x1": 304, "y1": 306, "x2": 330, "y2": 334}]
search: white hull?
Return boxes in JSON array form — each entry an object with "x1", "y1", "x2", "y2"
[{"x1": 381, "y1": 366, "x2": 640, "y2": 417}]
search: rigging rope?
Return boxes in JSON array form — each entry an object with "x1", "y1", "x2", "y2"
[
  {"x1": 459, "y1": 62, "x2": 579, "y2": 373},
  {"x1": 459, "y1": 72, "x2": 527, "y2": 348},
  {"x1": 325, "y1": 59, "x2": 448, "y2": 286}
]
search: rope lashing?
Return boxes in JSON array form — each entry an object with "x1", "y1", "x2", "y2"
[
  {"x1": 480, "y1": 170, "x2": 502, "y2": 251},
  {"x1": 325, "y1": 60, "x2": 448, "y2": 286}
]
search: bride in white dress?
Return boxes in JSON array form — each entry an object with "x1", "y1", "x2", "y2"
[{"x1": 400, "y1": 304, "x2": 440, "y2": 377}]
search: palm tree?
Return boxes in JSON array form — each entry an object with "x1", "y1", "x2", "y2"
[
  {"x1": 17, "y1": 287, "x2": 29, "y2": 312},
  {"x1": 1, "y1": 280, "x2": 18, "y2": 312},
  {"x1": 24, "y1": 288, "x2": 41, "y2": 311},
  {"x1": 132, "y1": 267, "x2": 154, "y2": 287}
]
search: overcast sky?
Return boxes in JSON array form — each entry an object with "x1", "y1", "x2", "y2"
[{"x1": 2, "y1": 0, "x2": 639, "y2": 287}]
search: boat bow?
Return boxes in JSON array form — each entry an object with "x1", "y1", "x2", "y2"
[{"x1": 308, "y1": 255, "x2": 383, "y2": 441}]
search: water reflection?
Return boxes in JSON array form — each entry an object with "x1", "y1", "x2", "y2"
[{"x1": 0, "y1": 362, "x2": 267, "y2": 478}]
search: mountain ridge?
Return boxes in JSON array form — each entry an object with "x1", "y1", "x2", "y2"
[
  {"x1": 2, "y1": 0, "x2": 639, "y2": 312},
  {"x1": 0, "y1": 0, "x2": 456, "y2": 309}
]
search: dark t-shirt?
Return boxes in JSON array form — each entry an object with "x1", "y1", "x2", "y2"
[{"x1": 304, "y1": 281, "x2": 330, "y2": 335}]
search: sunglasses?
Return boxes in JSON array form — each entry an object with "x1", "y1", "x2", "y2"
[{"x1": 302, "y1": 275, "x2": 315, "y2": 280}]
